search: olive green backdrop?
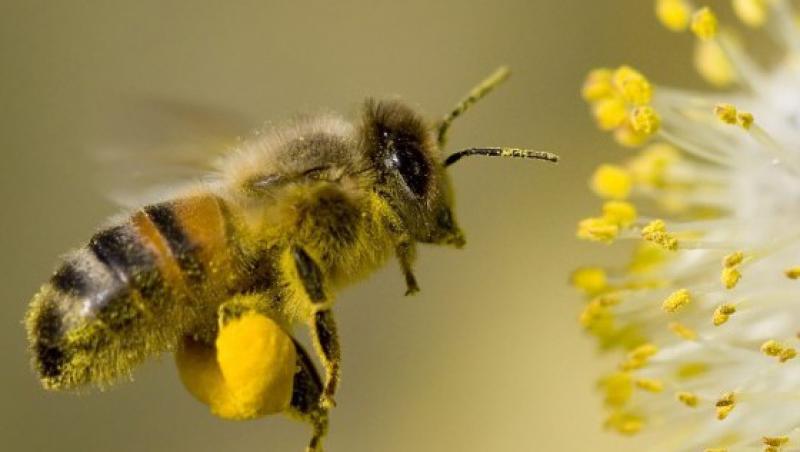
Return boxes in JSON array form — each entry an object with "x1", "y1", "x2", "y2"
[{"x1": 0, "y1": 1, "x2": 703, "y2": 451}]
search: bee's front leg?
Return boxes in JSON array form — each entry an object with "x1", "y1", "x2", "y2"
[
  {"x1": 396, "y1": 240, "x2": 419, "y2": 296},
  {"x1": 291, "y1": 245, "x2": 341, "y2": 410}
]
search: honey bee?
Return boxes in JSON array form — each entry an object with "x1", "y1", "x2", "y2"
[{"x1": 25, "y1": 67, "x2": 558, "y2": 451}]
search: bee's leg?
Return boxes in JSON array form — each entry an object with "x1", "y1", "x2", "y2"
[
  {"x1": 291, "y1": 245, "x2": 341, "y2": 409},
  {"x1": 396, "y1": 240, "x2": 419, "y2": 296},
  {"x1": 287, "y1": 338, "x2": 329, "y2": 452}
]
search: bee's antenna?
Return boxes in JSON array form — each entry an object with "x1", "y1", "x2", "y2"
[
  {"x1": 444, "y1": 147, "x2": 560, "y2": 167},
  {"x1": 436, "y1": 66, "x2": 511, "y2": 150}
]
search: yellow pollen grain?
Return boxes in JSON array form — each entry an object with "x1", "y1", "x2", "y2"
[
  {"x1": 635, "y1": 378, "x2": 664, "y2": 393},
  {"x1": 578, "y1": 217, "x2": 620, "y2": 243},
  {"x1": 785, "y1": 267, "x2": 800, "y2": 279},
  {"x1": 669, "y1": 322, "x2": 697, "y2": 340},
  {"x1": 763, "y1": 436, "x2": 790, "y2": 448},
  {"x1": 591, "y1": 164, "x2": 633, "y2": 200},
  {"x1": 603, "y1": 201, "x2": 638, "y2": 228},
  {"x1": 656, "y1": 0, "x2": 692, "y2": 32},
  {"x1": 571, "y1": 267, "x2": 608, "y2": 295},
  {"x1": 724, "y1": 251, "x2": 744, "y2": 268},
  {"x1": 733, "y1": 0, "x2": 768, "y2": 28},
  {"x1": 630, "y1": 106, "x2": 661, "y2": 135},
  {"x1": 677, "y1": 391, "x2": 699, "y2": 407},
  {"x1": 692, "y1": 7, "x2": 719, "y2": 40},
  {"x1": 582, "y1": 68, "x2": 615, "y2": 102},
  {"x1": 713, "y1": 304, "x2": 737, "y2": 326},
  {"x1": 593, "y1": 97, "x2": 629, "y2": 130},
  {"x1": 612, "y1": 65, "x2": 653, "y2": 105},
  {"x1": 663, "y1": 288, "x2": 692, "y2": 313},
  {"x1": 715, "y1": 103, "x2": 739, "y2": 125},
  {"x1": 715, "y1": 392, "x2": 736, "y2": 420},
  {"x1": 695, "y1": 39, "x2": 737, "y2": 87},
  {"x1": 721, "y1": 267, "x2": 742, "y2": 290},
  {"x1": 642, "y1": 219, "x2": 679, "y2": 251}
]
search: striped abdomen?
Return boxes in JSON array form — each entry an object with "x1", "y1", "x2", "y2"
[{"x1": 26, "y1": 194, "x2": 238, "y2": 389}]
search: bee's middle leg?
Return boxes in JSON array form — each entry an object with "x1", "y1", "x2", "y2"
[{"x1": 291, "y1": 245, "x2": 341, "y2": 410}]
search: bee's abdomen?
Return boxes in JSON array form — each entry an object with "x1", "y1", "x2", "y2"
[{"x1": 27, "y1": 194, "x2": 236, "y2": 389}]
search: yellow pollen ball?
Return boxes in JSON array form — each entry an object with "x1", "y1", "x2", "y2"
[
  {"x1": 656, "y1": 0, "x2": 692, "y2": 32},
  {"x1": 613, "y1": 66, "x2": 653, "y2": 106},
  {"x1": 571, "y1": 267, "x2": 608, "y2": 295},
  {"x1": 785, "y1": 267, "x2": 800, "y2": 279},
  {"x1": 669, "y1": 322, "x2": 697, "y2": 340},
  {"x1": 642, "y1": 219, "x2": 679, "y2": 251},
  {"x1": 591, "y1": 164, "x2": 633, "y2": 200},
  {"x1": 733, "y1": 0, "x2": 768, "y2": 28},
  {"x1": 582, "y1": 68, "x2": 615, "y2": 101},
  {"x1": 691, "y1": 7, "x2": 719, "y2": 40},
  {"x1": 663, "y1": 288, "x2": 692, "y2": 313},
  {"x1": 677, "y1": 391, "x2": 699, "y2": 407},
  {"x1": 603, "y1": 201, "x2": 638, "y2": 228},
  {"x1": 721, "y1": 267, "x2": 742, "y2": 290},
  {"x1": 763, "y1": 436, "x2": 790, "y2": 447},
  {"x1": 695, "y1": 39, "x2": 737, "y2": 87},
  {"x1": 577, "y1": 217, "x2": 620, "y2": 243},
  {"x1": 715, "y1": 392, "x2": 736, "y2": 420},
  {"x1": 593, "y1": 97, "x2": 629, "y2": 130},
  {"x1": 715, "y1": 103, "x2": 738, "y2": 125},
  {"x1": 630, "y1": 106, "x2": 661, "y2": 135}
]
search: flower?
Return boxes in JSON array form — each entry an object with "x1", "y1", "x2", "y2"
[{"x1": 575, "y1": 1, "x2": 800, "y2": 451}]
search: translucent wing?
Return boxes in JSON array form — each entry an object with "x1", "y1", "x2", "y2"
[{"x1": 91, "y1": 99, "x2": 253, "y2": 207}]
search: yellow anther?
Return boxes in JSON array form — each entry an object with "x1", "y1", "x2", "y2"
[
  {"x1": 629, "y1": 242, "x2": 668, "y2": 274},
  {"x1": 780, "y1": 348, "x2": 797, "y2": 363},
  {"x1": 737, "y1": 111, "x2": 754, "y2": 130},
  {"x1": 733, "y1": 0, "x2": 768, "y2": 28},
  {"x1": 621, "y1": 343, "x2": 659, "y2": 370},
  {"x1": 593, "y1": 97, "x2": 629, "y2": 130},
  {"x1": 677, "y1": 391, "x2": 699, "y2": 407},
  {"x1": 695, "y1": 39, "x2": 737, "y2": 87},
  {"x1": 571, "y1": 267, "x2": 608, "y2": 295},
  {"x1": 715, "y1": 103, "x2": 738, "y2": 125},
  {"x1": 642, "y1": 219, "x2": 679, "y2": 251},
  {"x1": 715, "y1": 392, "x2": 736, "y2": 420},
  {"x1": 613, "y1": 121, "x2": 651, "y2": 148},
  {"x1": 761, "y1": 339, "x2": 785, "y2": 357},
  {"x1": 579, "y1": 295, "x2": 620, "y2": 329},
  {"x1": 663, "y1": 288, "x2": 692, "y2": 313},
  {"x1": 630, "y1": 106, "x2": 661, "y2": 135},
  {"x1": 724, "y1": 251, "x2": 744, "y2": 268},
  {"x1": 763, "y1": 436, "x2": 790, "y2": 448},
  {"x1": 676, "y1": 362, "x2": 709, "y2": 380},
  {"x1": 635, "y1": 378, "x2": 664, "y2": 393},
  {"x1": 656, "y1": 0, "x2": 692, "y2": 32},
  {"x1": 627, "y1": 143, "x2": 679, "y2": 188},
  {"x1": 721, "y1": 267, "x2": 742, "y2": 290},
  {"x1": 578, "y1": 217, "x2": 620, "y2": 243},
  {"x1": 604, "y1": 411, "x2": 644, "y2": 435},
  {"x1": 785, "y1": 267, "x2": 800, "y2": 279},
  {"x1": 600, "y1": 372, "x2": 633, "y2": 407},
  {"x1": 713, "y1": 304, "x2": 737, "y2": 326},
  {"x1": 603, "y1": 201, "x2": 638, "y2": 228},
  {"x1": 669, "y1": 322, "x2": 697, "y2": 340},
  {"x1": 591, "y1": 164, "x2": 633, "y2": 200},
  {"x1": 613, "y1": 66, "x2": 653, "y2": 106},
  {"x1": 582, "y1": 68, "x2": 615, "y2": 102},
  {"x1": 692, "y1": 7, "x2": 719, "y2": 40}
]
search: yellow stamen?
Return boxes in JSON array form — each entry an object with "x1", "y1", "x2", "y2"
[
  {"x1": 571, "y1": 267, "x2": 608, "y2": 295},
  {"x1": 604, "y1": 411, "x2": 644, "y2": 435},
  {"x1": 715, "y1": 103, "x2": 738, "y2": 125},
  {"x1": 677, "y1": 391, "x2": 699, "y2": 407},
  {"x1": 613, "y1": 122, "x2": 651, "y2": 148},
  {"x1": 612, "y1": 65, "x2": 653, "y2": 105},
  {"x1": 763, "y1": 436, "x2": 790, "y2": 448},
  {"x1": 635, "y1": 378, "x2": 664, "y2": 393},
  {"x1": 723, "y1": 251, "x2": 744, "y2": 268},
  {"x1": 591, "y1": 164, "x2": 633, "y2": 200},
  {"x1": 737, "y1": 111, "x2": 754, "y2": 130},
  {"x1": 691, "y1": 7, "x2": 719, "y2": 40},
  {"x1": 642, "y1": 219, "x2": 679, "y2": 251},
  {"x1": 715, "y1": 392, "x2": 736, "y2": 420},
  {"x1": 602, "y1": 201, "x2": 638, "y2": 228},
  {"x1": 630, "y1": 106, "x2": 661, "y2": 135},
  {"x1": 593, "y1": 97, "x2": 629, "y2": 130},
  {"x1": 733, "y1": 0, "x2": 768, "y2": 28},
  {"x1": 662, "y1": 288, "x2": 692, "y2": 313},
  {"x1": 582, "y1": 68, "x2": 615, "y2": 101},
  {"x1": 578, "y1": 217, "x2": 620, "y2": 243},
  {"x1": 721, "y1": 267, "x2": 742, "y2": 290},
  {"x1": 676, "y1": 362, "x2": 709, "y2": 380},
  {"x1": 713, "y1": 304, "x2": 736, "y2": 326},
  {"x1": 785, "y1": 267, "x2": 800, "y2": 279},
  {"x1": 669, "y1": 322, "x2": 697, "y2": 340},
  {"x1": 780, "y1": 348, "x2": 797, "y2": 363},
  {"x1": 627, "y1": 143, "x2": 679, "y2": 188},
  {"x1": 600, "y1": 372, "x2": 633, "y2": 407},
  {"x1": 628, "y1": 242, "x2": 668, "y2": 274},
  {"x1": 761, "y1": 339, "x2": 785, "y2": 357},
  {"x1": 620, "y1": 343, "x2": 659, "y2": 371},
  {"x1": 656, "y1": 0, "x2": 692, "y2": 32},
  {"x1": 695, "y1": 39, "x2": 737, "y2": 87}
]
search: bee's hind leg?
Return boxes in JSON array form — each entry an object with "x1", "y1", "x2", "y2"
[
  {"x1": 288, "y1": 337, "x2": 329, "y2": 452},
  {"x1": 291, "y1": 245, "x2": 341, "y2": 410}
]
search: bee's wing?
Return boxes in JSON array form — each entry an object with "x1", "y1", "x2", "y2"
[{"x1": 92, "y1": 99, "x2": 253, "y2": 207}]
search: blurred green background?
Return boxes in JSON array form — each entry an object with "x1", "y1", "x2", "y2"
[{"x1": 0, "y1": 1, "x2": 704, "y2": 451}]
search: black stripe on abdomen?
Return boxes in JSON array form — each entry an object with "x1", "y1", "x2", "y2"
[{"x1": 143, "y1": 203, "x2": 204, "y2": 283}]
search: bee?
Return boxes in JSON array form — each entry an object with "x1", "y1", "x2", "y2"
[{"x1": 25, "y1": 66, "x2": 558, "y2": 451}]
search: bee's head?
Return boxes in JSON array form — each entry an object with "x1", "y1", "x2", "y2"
[{"x1": 359, "y1": 67, "x2": 558, "y2": 249}]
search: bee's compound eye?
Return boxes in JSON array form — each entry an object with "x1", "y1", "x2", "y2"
[{"x1": 388, "y1": 139, "x2": 430, "y2": 197}]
